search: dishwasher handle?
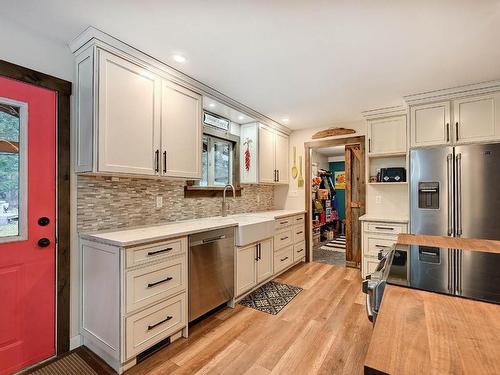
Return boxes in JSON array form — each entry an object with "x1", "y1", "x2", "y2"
[{"x1": 191, "y1": 234, "x2": 229, "y2": 247}]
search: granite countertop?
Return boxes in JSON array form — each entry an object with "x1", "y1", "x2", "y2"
[
  {"x1": 80, "y1": 209, "x2": 306, "y2": 247},
  {"x1": 365, "y1": 234, "x2": 500, "y2": 374},
  {"x1": 358, "y1": 214, "x2": 409, "y2": 223}
]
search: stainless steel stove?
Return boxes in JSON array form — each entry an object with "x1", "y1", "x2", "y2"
[{"x1": 362, "y1": 244, "x2": 500, "y2": 323}]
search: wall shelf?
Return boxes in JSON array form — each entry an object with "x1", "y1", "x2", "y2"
[{"x1": 368, "y1": 151, "x2": 407, "y2": 158}]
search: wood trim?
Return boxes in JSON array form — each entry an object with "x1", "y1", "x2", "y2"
[
  {"x1": 0, "y1": 59, "x2": 72, "y2": 355},
  {"x1": 305, "y1": 136, "x2": 366, "y2": 265}
]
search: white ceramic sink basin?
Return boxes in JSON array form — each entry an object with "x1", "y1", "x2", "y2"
[{"x1": 229, "y1": 215, "x2": 275, "y2": 246}]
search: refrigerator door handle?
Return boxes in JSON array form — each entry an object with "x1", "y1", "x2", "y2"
[
  {"x1": 456, "y1": 153, "x2": 463, "y2": 236},
  {"x1": 447, "y1": 153, "x2": 453, "y2": 236}
]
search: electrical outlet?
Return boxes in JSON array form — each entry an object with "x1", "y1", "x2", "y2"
[
  {"x1": 156, "y1": 196, "x2": 163, "y2": 208},
  {"x1": 375, "y1": 195, "x2": 382, "y2": 204}
]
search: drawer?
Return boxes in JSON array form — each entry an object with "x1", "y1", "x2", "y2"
[
  {"x1": 293, "y1": 214, "x2": 305, "y2": 225},
  {"x1": 275, "y1": 217, "x2": 293, "y2": 230},
  {"x1": 125, "y1": 257, "x2": 186, "y2": 313},
  {"x1": 362, "y1": 257, "x2": 381, "y2": 278},
  {"x1": 125, "y1": 293, "x2": 186, "y2": 360},
  {"x1": 126, "y1": 238, "x2": 186, "y2": 268},
  {"x1": 274, "y1": 228, "x2": 293, "y2": 250},
  {"x1": 293, "y1": 241, "x2": 306, "y2": 261},
  {"x1": 365, "y1": 222, "x2": 407, "y2": 235},
  {"x1": 365, "y1": 235, "x2": 397, "y2": 258},
  {"x1": 293, "y1": 224, "x2": 305, "y2": 243},
  {"x1": 274, "y1": 246, "x2": 293, "y2": 273}
]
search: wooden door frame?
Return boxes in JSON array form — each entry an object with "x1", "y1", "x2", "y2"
[
  {"x1": 304, "y1": 136, "x2": 365, "y2": 264},
  {"x1": 0, "y1": 60, "x2": 72, "y2": 355}
]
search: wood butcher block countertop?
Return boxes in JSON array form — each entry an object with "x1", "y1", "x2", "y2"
[{"x1": 364, "y1": 234, "x2": 500, "y2": 375}]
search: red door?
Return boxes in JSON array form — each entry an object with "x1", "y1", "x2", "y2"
[{"x1": 0, "y1": 76, "x2": 56, "y2": 374}]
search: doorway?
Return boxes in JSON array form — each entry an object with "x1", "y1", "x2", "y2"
[
  {"x1": 0, "y1": 61, "x2": 71, "y2": 374},
  {"x1": 305, "y1": 136, "x2": 365, "y2": 268}
]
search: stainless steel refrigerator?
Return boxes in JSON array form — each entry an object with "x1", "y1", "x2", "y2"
[{"x1": 410, "y1": 142, "x2": 500, "y2": 240}]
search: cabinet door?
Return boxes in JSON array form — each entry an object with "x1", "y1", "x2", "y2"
[
  {"x1": 161, "y1": 81, "x2": 202, "y2": 178},
  {"x1": 274, "y1": 132, "x2": 289, "y2": 184},
  {"x1": 98, "y1": 50, "x2": 161, "y2": 175},
  {"x1": 236, "y1": 245, "x2": 257, "y2": 296},
  {"x1": 257, "y1": 239, "x2": 273, "y2": 282},
  {"x1": 453, "y1": 93, "x2": 500, "y2": 144},
  {"x1": 259, "y1": 125, "x2": 276, "y2": 183},
  {"x1": 368, "y1": 115, "x2": 407, "y2": 155},
  {"x1": 410, "y1": 102, "x2": 451, "y2": 147}
]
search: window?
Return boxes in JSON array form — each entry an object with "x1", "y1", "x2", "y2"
[
  {"x1": 199, "y1": 134, "x2": 233, "y2": 186},
  {"x1": 0, "y1": 100, "x2": 27, "y2": 242}
]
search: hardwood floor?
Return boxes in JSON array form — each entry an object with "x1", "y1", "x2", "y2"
[{"x1": 125, "y1": 262, "x2": 372, "y2": 375}]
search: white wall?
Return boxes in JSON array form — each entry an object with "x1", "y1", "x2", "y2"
[
  {"x1": 0, "y1": 17, "x2": 82, "y2": 349},
  {"x1": 311, "y1": 150, "x2": 329, "y2": 170},
  {"x1": 285, "y1": 121, "x2": 366, "y2": 210}
]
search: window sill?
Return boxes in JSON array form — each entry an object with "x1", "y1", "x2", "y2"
[{"x1": 184, "y1": 185, "x2": 243, "y2": 198}]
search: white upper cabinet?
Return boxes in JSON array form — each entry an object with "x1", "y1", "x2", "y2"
[
  {"x1": 259, "y1": 125, "x2": 276, "y2": 184},
  {"x1": 74, "y1": 46, "x2": 202, "y2": 178},
  {"x1": 453, "y1": 93, "x2": 500, "y2": 144},
  {"x1": 367, "y1": 115, "x2": 407, "y2": 155},
  {"x1": 98, "y1": 50, "x2": 161, "y2": 175},
  {"x1": 274, "y1": 132, "x2": 289, "y2": 184},
  {"x1": 410, "y1": 101, "x2": 451, "y2": 147},
  {"x1": 161, "y1": 81, "x2": 202, "y2": 179}
]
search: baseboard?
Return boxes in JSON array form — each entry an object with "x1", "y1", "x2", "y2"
[{"x1": 70, "y1": 335, "x2": 82, "y2": 350}]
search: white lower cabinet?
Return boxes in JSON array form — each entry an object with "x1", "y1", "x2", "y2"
[
  {"x1": 80, "y1": 237, "x2": 188, "y2": 374},
  {"x1": 361, "y1": 220, "x2": 408, "y2": 278},
  {"x1": 236, "y1": 238, "x2": 273, "y2": 297},
  {"x1": 257, "y1": 239, "x2": 273, "y2": 282}
]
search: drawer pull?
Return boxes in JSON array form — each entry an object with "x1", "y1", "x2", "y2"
[
  {"x1": 375, "y1": 245, "x2": 391, "y2": 249},
  {"x1": 147, "y1": 277, "x2": 173, "y2": 288},
  {"x1": 147, "y1": 248, "x2": 173, "y2": 256},
  {"x1": 280, "y1": 221, "x2": 289, "y2": 225},
  {"x1": 297, "y1": 249, "x2": 304, "y2": 253},
  {"x1": 280, "y1": 256, "x2": 289, "y2": 262},
  {"x1": 296, "y1": 231, "x2": 303, "y2": 235},
  {"x1": 374, "y1": 226, "x2": 394, "y2": 230},
  {"x1": 280, "y1": 236, "x2": 289, "y2": 241},
  {"x1": 147, "y1": 315, "x2": 172, "y2": 331}
]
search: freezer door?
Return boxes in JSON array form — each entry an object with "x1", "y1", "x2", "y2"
[
  {"x1": 410, "y1": 147, "x2": 454, "y2": 236},
  {"x1": 455, "y1": 142, "x2": 500, "y2": 240}
]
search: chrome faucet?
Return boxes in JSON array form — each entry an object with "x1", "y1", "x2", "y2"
[{"x1": 222, "y1": 184, "x2": 236, "y2": 217}]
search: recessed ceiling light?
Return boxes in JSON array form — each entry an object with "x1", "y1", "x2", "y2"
[
  {"x1": 173, "y1": 54, "x2": 187, "y2": 63},
  {"x1": 238, "y1": 115, "x2": 245, "y2": 121},
  {"x1": 209, "y1": 103, "x2": 216, "y2": 108},
  {"x1": 281, "y1": 118, "x2": 290, "y2": 123}
]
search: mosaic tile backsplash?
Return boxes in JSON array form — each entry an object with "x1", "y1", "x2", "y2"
[{"x1": 77, "y1": 176, "x2": 275, "y2": 232}]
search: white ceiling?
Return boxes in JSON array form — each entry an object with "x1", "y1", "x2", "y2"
[
  {"x1": 315, "y1": 145, "x2": 345, "y2": 157},
  {"x1": 3, "y1": 1, "x2": 500, "y2": 130}
]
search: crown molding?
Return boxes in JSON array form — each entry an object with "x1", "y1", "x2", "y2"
[
  {"x1": 404, "y1": 79, "x2": 500, "y2": 106},
  {"x1": 69, "y1": 26, "x2": 291, "y2": 135},
  {"x1": 361, "y1": 105, "x2": 408, "y2": 120}
]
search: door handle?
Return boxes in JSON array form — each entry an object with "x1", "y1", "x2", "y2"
[
  {"x1": 37, "y1": 238, "x2": 50, "y2": 248},
  {"x1": 163, "y1": 151, "x2": 167, "y2": 173},
  {"x1": 155, "y1": 150, "x2": 160, "y2": 173},
  {"x1": 447, "y1": 153, "x2": 453, "y2": 236},
  {"x1": 456, "y1": 153, "x2": 462, "y2": 236}
]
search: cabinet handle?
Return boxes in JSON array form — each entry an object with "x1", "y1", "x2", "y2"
[
  {"x1": 446, "y1": 123, "x2": 450, "y2": 142},
  {"x1": 255, "y1": 244, "x2": 259, "y2": 261},
  {"x1": 375, "y1": 244, "x2": 391, "y2": 249},
  {"x1": 297, "y1": 248, "x2": 304, "y2": 253},
  {"x1": 296, "y1": 231, "x2": 303, "y2": 235},
  {"x1": 280, "y1": 221, "x2": 289, "y2": 225},
  {"x1": 147, "y1": 277, "x2": 173, "y2": 288},
  {"x1": 368, "y1": 138, "x2": 371, "y2": 153},
  {"x1": 147, "y1": 247, "x2": 173, "y2": 256},
  {"x1": 455, "y1": 122, "x2": 459, "y2": 141},
  {"x1": 374, "y1": 226, "x2": 394, "y2": 230},
  {"x1": 155, "y1": 150, "x2": 160, "y2": 172},
  {"x1": 163, "y1": 151, "x2": 167, "y2": 173},
  {"x1": 258, "y1": 243, "x2": 262, "y2": 260},
  {"x1": 280, "y1": 256, "x2": 289, "y2": 262},
  {"x1": 148, "y1": 316, "x2": 172, "y2": 331},
  {"x1": 280, "y1": 236, "x2": 289, "y2": 241},
  {"x1": 277, "y1": 170, "x2": 280, "y2": 182}
]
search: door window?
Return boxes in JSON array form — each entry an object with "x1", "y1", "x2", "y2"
[{"x1": 0, "y1": 99, "x2": 27, "y2": 242}]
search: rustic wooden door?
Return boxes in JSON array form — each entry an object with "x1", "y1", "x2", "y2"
[{"x1": 345, "y1": 143, "x2": 365, "y2": 268}]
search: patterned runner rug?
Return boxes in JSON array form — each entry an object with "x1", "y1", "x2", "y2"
[{"x1": 239, "y1": 280, "x2": 303, "y2": 315}]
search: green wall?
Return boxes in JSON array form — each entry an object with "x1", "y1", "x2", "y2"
[{"x1": 329, "y1": 161, "x2": 345, "y2": 220}]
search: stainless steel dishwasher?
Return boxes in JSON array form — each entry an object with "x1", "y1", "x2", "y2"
[{"x1": 188, "y1": 227, "x2": 235, "y2": 322}]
